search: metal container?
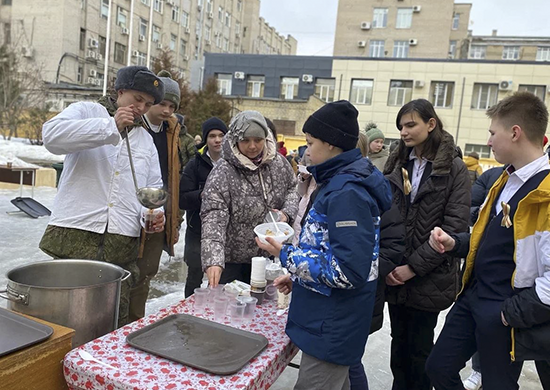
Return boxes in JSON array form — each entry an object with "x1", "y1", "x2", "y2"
[{"x1": 0, "y1": 259, "x2": 130, "y2": 347}]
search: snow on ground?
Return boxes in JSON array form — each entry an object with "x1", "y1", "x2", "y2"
[
  {"x1": 0, "y1": 138, "x2": 64, "y2": 165},
  {"x1": 0, "y1": 185, "x2": 542, "y2": 389}
]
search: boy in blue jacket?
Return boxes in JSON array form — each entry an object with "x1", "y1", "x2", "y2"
[{"x1": 257, "y1": 100, "x2": 392, "y2": 390}]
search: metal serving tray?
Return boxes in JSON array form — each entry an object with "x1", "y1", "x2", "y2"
[
  {"x1": 0, "y1": 307, "x2": 54, "y2": 357},
  {"x1": 126, "y1": 314, "x2": 268, "y2": 375}
]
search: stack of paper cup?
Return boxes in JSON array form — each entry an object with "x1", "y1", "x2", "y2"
[{"x1": 250, "y1": 257, "x2": 267, "y2": 305}]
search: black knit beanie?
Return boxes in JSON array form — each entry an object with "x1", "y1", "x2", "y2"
[
  {"x1": 202, "y1": 117, "x2": 228, "y2": 141},
  {"x1": 302, "y1": 100, "x2": 359, "y2": 151},
  {"x1": 115, "y1": 66, "x2": 165, "y2": 105}
]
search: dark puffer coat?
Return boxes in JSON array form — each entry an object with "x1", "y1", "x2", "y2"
[{"x1": 384, "y1": 130, "x2": 471, "y2": 312}]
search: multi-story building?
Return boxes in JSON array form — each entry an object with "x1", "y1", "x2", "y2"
[
  {"x1": 205, "y1": 53, "x2": 550, "y2": 161},
  {"x1": 468, "y1": 31, "x2": 550, "y2": 62},
  {"x1": 333, "y1": 0, "x2": 471, "y2": 60},
  {"x1": 0, "y1": 0, "x2": 296, "y2": 100}
]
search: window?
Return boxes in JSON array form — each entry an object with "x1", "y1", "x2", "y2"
[
  {"x1": 471, "y1": 83, "x2": 498, "y2": 110},
  {"x1": 225, "y1": 12, "x2": 231, "y2": 27},
  {"x1": 170, "y1": 34, "x2": 176, "y2": 50},
  {"x1": 237, "y1": 0, "x2": 242, "y2": 12},
  {"x1": 2, "y1": 0, "x2": 12, "y2": 5},
  {"x1": 280, "y1": 77, "x2": 299, "y2": 100},
  {"x1": 79, "y1": 28, "x2": 86, "y2": 51},
  {"x1": 393, "y1": 41, "x2": 409, "y2": 58},
  {"x1": 449, "y1": 40, "x2": 457, "y2": 59},
  {"x1": 180, "y1": 39, "x2": 187, "y2": 56},
  {"x1": 216, "y1": 73, "x2": 232, "y2": 96},
  {"x1": 205, "y1": 25, "x2": 211, "y2": 42},
  {"x1": 430, "y1": 82, "x2": 454, "y2": 108},
  {"x1": 77, "y1": 66, "x2": 83, "y2": 83},
  {"x1": 3, "y1": 23, "x2": 10, "y2": 45},
  {"x1": 502, "y1": 46, "x2": 520, "y2": 61},
  {"x1": 315, "y1": 78, "x2": 336, "y2": 103},
  {"x1": 236, "y1": 22, "x2": 241, "y2": 35},
  {"x1": 136, "y1": 51, "x2": 147, "y2": 66},
  {"x1": 101, "y1": 0, "x2": 109, "y2": 19},
  {"x1": 388, "y1": 80, "x2": 413, "y2": 106},
  {"x1": 464, "y1": 144, "x2": 491, "y2": 159},
  {"x1": 396, "y1": 8, "x2": 413, "y2": 29},
  {"x1": 99, "y1": 36, "x2": 106, "y2": 56},
  {"x1": 369, "y1": 40, "x2": 384, "y2": 58},
  {"x1": 114, "y1": 42, "x2": 127, "y2": 64},
  {"x1": 171, "y1": 6, "x2": 180, "y2": 23},
  {"x1": 117, "y1": 7, "x2": 128, "y2": 28},
  {"x1": 372, "y1": 8, "x2": 388, "y2": 28},
  {"x1": 141, "y1": 0, "x2": 150, "y2": 5},
  {"x1": 350, "y1": 79, "x2": 374, "y2": 105},
  {"x1": 469, "y1": 45, "x2": 486, "y2": 59},
  {"x1": 218, "y1": 6, "x2": 223, "y2": 20},
  {"x1": 536, "y1": 47, "x2": 550, "y2": 62},
  {"x1": 139, "y1": 19, "x2": 147, "y2": 37},
  {"x1": 153, "y1": 0, "x2": 163, "y2": 13},
  {"x1": 452, "y1": 13, "x2": 460, "y2": 30},
  {"x1": 247, "y1": 76, "x2": 265, "y2": 98},
  {"x1": 518, "y1": 85, "x2": 546, "y2": 102},
  {"x1": 223, "y1": 38, "x2": 229, "y2": 52},
  {"x1": 216, "y1": 33, "x2": 221, "y2": 48},
  {"x1": 152, "y1": 25, "x2": 160, "y2": 42},
  {"x1": 206, "y1": 0, "x2": 212, "y2": 13},
  {"x1": 181, "y1": 11, "x2": 189, "y2": 28}
]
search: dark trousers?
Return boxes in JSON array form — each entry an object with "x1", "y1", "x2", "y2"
[
  {"x1": 219, "y1": 263, "x2": 252, "y2": 285},
  {"x1": 471, "y1": 351, "x2": 481, "y2": 372},
  {"x1": 426, "y1": 284, "x2": 523, "y2": 390},
  {"x1": 536, "y1": 360, "x2": 550, "y2": 390},
  {"x1": 184, "y1": 229, "x2": 203, "y2": 298},
  {"x1": 349, "y1": 362, "x2": 369, "y2": 390},
  {"x1": 388, "y1": 304, "x2": 439, "y2": 390}
]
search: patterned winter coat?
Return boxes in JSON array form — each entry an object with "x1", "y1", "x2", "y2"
[{"x1": 200, "y1": 121, "x2": 299, "y2": 270}]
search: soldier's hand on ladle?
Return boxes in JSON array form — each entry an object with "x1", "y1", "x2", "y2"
[
  {"x1": 151, "y1": 210, "x2": 165, "y2": 232},
  {"x1": 115, "y1": 105, "x2": 137, "y2": 132}
]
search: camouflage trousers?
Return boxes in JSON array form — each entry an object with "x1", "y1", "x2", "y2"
[
  {"x1": 128, "y1": 231, "x2": 165, "y2": 322},
  {"x1": 39, "y1": 225, "x2": 139, "y2": 328}
]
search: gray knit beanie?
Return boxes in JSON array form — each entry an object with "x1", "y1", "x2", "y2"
[
  {"x1": 157, "y1": 70, "x2": 180, "y2": 109},
  {"x1": 115, "y1": 66, "x2": 165, "y2": 104},
  {"x1": 365, "y1": 122, "x2": 384, "y2": 142}
]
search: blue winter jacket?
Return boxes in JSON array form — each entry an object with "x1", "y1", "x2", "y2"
[{"x1": 280, "y1": 148, "x2": 392, "y2": 366}]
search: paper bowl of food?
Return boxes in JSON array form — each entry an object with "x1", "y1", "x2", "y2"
[{"x1": 254, "y1": 222, "x2": 294, "y2": 245}]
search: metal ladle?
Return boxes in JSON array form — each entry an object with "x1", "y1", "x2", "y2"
[{"x1": 124, "y1": 127, "x2": 167, "y2": 209}]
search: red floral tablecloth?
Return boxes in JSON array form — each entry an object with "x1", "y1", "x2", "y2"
[{"x1": 63, "y1": 298, "x2": 298, "y2": 390}]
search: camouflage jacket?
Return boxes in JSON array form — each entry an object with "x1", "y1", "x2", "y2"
[
  {"x1": 179, "y1": 125, "x2": 196, "y2": 173},
  {"x1": 200, "y1": 133, "x2": 299, "y2": 270}
]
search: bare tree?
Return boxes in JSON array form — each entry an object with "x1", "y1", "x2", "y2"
[{"x1": 0, "y1": 44, "x2": 47, "y2": 140}]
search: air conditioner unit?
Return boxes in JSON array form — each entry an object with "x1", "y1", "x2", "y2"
[
  {"x1": 132, "y1": 50, "x2": 140, "y2": 57},
  {"x1": 185, "y1": 27, "x2": 191, "y2": 34},
  {"x1": 94, "y1": 79, "x2": 102, "y2": 86},
  {"x1": 96, "y1": 54, "x2": 103, "y2": 61},
  {"x1": 413, "y1": 5, "x2": 422, "y2": 12},
  {"x1": 302, "y1": 74, "x2": 314, "y2": 83},
  {"x1": 121, "y1": 27, "x2": 129, "y2": 35},
  {"x1": 88, "y1": 38, "x2": 99, "y2": 48},
  {"x1": 167, "y1": 0, "x2": 176, "y2": 6},
  {"x1": 157, "y1": 43, "x2": 163, "y2": 49},
  {"x1": 183, "y1": 55, "x2": 189, "y2": 61},
  {"x1": 360, "y1": 22, "x2": 371, "y2": 30},
  {"x1": 234, "y1": 71, "x2": 245, "y2": 80},
  {"x1": 358, "y1": 40, "x2": 367, "y2": 48},
  {"x1": 89, "y1": 69, "x2": 97, "y2": 77},
  {"x1": 409, "y1": 38, "x2": 418, "y2": 45},
  {"x1": 86, "y1": 50, "x2": 97, "y2": 59},
  {"x1": 139, "y1": 34, "x2": 145, "y2": 42},
  {"x1": 208, "y1": 12, "x2": 213, "y2": 19},
  {"x1": 87, "y1": 77, "x2": 97, "y2": 85},
  {"x1": 414, "y1": 80, "x2": 425, "y2": 88},
  {"x1": 21, "y1": 46, "x2": 33, "y2": 58},
  {"x1": 499, "y1": 80, "x2": 513, "y2": 91},
  {"x1": 205, "y1": 39, "x2": 211, "y2": 45}
]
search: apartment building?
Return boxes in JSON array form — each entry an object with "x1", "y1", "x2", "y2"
[
  {"x1": 205, "y1": 53, "x2": 550, "y2": 157},
  {"x1": 0, "y1": 0, "x2": 296, "y2": 98},
  {"x1": 333, "y1": 0, "x2": 471, "y2": 59},
  {"x1": 468, "y1": 31, "x2": 550, "y2": 62}
]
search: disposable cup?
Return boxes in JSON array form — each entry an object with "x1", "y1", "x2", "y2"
[
  {"x1": 208, "y1": 284, "x2": 225, "y2": 303},
  {"x1": 224, "y1": 289, "x2": 239, "y2": 301},
  {"x1": 193, "y1": 288, "x2": 210, "y2": 314},
  {"x1": 238, "y1": 296, "x2": 258, "y2": 321},
  {"x1": 229, "y1": 301, "x2": 246, "y2": 326},
  {"x1": 265, "y1": 284, "x2": 278, "y2": 301},
  {"x1": 213, "y1": 296, "x2": 230, "y2": 322}
]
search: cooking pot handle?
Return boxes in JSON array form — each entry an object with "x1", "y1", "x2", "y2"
[
  {"x1": 121, "y1": 270, "x2": 132, "y2": 282},
  {"x1": 0, "y1": 286, "x2": 29, "y2": 305}
]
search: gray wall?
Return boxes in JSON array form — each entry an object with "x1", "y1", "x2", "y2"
[{"x1": 203, "y1": 54, "x2": 334, "y2": 99}]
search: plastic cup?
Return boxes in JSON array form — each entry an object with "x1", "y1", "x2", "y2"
[
  {"x1": 193, "y1": 288, "x2": 210, "y2": 314},
  {"x1": 238, "y1": 296, "x2": 258, "y2": 322},
  {"x1": 213, "y1": 296, "x2": 230, "y2": 322},
  {"x1": 265, "y1": 284, "x2": 278, "y2": 301},
  {"x1": 224, "y1": 289, "x2": 239, "y2": 301},
  {"x1": 229, "y1": 301, "x2": 246, "y2": 326},
  {"x1": 208, "y1": 284, "x2": 225, "y2": 303},
  {"x1": 144, "y1": 209, "x2": 162, "y2": 233}
]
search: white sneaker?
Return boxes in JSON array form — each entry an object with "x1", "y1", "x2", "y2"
[{"x1": 463, "y1": 370, "x2": 482, "y2": 390}]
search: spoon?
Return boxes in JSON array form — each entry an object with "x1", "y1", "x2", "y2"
[
  {"x1": 78, "y1": 350, "x2": 118, "y2": 370},
  {"x1": 124, "y1": 127, "x2": 168, "y2": 209},
  {"x1": 268, "y1": 211, "x2": 282, "y2": 234}
]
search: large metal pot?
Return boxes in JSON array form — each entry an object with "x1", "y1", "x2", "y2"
[{"x1": 0, "y1": 259, "x2": 130, "y2": 347}]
